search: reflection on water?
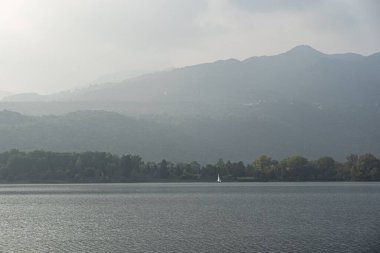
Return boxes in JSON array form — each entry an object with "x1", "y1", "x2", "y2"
[{"x1": 0, "y1": 182, "x2": 379, "y2": 252}]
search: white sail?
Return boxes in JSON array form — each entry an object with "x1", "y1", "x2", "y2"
[{"x1": 217, "y1": 173, "x2": 221, "y2": 183}]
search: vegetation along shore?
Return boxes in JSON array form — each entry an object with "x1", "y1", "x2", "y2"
[{"x1": 0, "y1": 150, "x2": 379, "y2": 183}]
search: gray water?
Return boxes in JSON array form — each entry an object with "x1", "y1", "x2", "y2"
[{"x1": 0, "y1": 182, "x2": 379, "y2": 252}]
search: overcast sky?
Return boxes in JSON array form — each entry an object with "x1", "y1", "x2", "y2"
[{"x1": 1, "y1": 0, "x2": 379, "y2": 94}]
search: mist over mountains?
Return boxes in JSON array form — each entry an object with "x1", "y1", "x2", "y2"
[
  {"x1": 3, "y1": 45, "x2": 380, "y2": 108},
  {"x1": 1, "y1": 45, "x2": 379, "y2": 162},
  {"x1": 0, "y1": 91, "x2": 12, "y2": 100}
]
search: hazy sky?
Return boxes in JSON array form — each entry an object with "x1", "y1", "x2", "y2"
[{"x1": 1, "y1": 0, "x2": 379, "y2": 94}]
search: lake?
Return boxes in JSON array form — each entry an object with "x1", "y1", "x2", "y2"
[{"x1": 0, "y1": 182, "x2": 379, "y2": 252}]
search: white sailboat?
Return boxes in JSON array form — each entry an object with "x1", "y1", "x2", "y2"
[{"x1": 217, "y1": 173, "x2": 222, "y2": 183}]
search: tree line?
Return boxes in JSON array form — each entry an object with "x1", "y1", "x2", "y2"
[{"x1": 0, "y1": 150, "x2": 379, "y2": 183}]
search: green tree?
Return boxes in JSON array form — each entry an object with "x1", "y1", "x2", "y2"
[
  {"x1": 281, "y1": 155, "x2": 312, "y2": 181},
  {"x1": 201, "y1": 164, "x2": 217, "y2": 179},
  {"x1": 313, "y1": 156, "x2": 337, "y2": 180},
  {"x1": 349, "y1": 153, "x2": 380, "y2": 181},
  {"x1": 159, "y1": 159, "x2": 169, "y2": 179},
  {"x1": 230, "y1": 161, "x2": 246, "y2": 178},
  {"x1": 253, "y1": 155, "x2": 278, "y2": 180},
  {"x1": 120, "y1": 154, "x2": 142, "y2": 179}
]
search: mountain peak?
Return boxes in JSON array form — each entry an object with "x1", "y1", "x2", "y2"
[{"x1": 285, "y1": 45, "x2": 324, "y2": 56}]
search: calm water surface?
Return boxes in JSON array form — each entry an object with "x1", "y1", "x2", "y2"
[{"x1": 0, "y1": 182, "x2": 379, "y2": 252}]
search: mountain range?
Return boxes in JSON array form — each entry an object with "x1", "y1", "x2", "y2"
[
  {"x1": 0, "y1": 45, "x2": 379, "y2": 162},
  {"x1": 3, "y1": 45, "x2": 380, "y2": 107}
]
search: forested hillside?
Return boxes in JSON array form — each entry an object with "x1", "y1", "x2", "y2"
[
  {"x1": 0, "y1": 109, "x2": 379, "y2": 163},
  {"x1": 1, "y1": 46, "x2": 379, "y2": 162}
]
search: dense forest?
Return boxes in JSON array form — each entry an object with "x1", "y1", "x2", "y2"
[{"x1": 0, "y1": 150, "x2": 379, "y2": 183}]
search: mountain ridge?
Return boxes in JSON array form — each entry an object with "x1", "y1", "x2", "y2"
[
  {"x1": 0, "y1": 108, "x2": 378, "y2": 163},
  {"x1": 2, "y1": 45, "x2": 378, "y2": 106},
  {"x1": 0, "y1": 45, "x2": 379, "y2": 162}
]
